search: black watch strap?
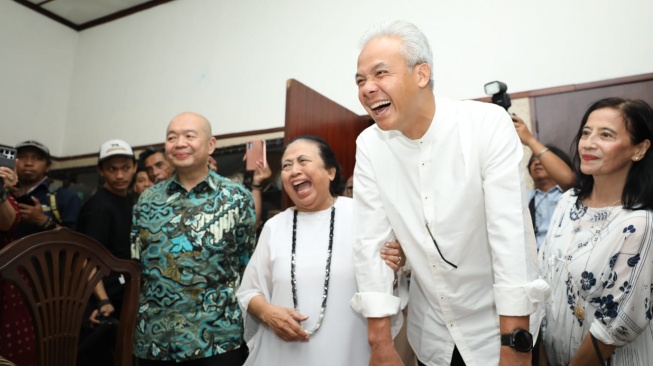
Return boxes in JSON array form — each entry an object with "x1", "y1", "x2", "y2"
[{"x1": 500, "y1": 329, "x2": 533, "y2": 353}]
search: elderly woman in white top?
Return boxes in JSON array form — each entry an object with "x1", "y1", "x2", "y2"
[
  {"x1": 237, "y1": 135, "x2": 404, "y2": 366},
  {"x1": 539, "y1": 97, "x2": 653, "y2": 366}
]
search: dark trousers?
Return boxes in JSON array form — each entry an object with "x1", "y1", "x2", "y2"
[
  {"x1": 417, "y1": 347, "x2": 466, "y2": 366},
  {"x1": 138, "y1": 346, "x2": 247, "y2": 366}
]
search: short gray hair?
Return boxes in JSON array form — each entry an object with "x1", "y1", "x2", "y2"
[{"x1": 359, "y1": 20, "x2": 434, "y2": 89}]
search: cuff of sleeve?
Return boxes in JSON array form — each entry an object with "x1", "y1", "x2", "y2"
[
  {"x1": 494, "y1": 279, "x2": 551, "y2": 316},
  {"x1": 350, "y1": 292, "x2": 401, "y2": 318},
  {"x1": 590, "y1": 320, "x2": 627, "y2": 347},
  {"x1": 239, "y1": 293, "x2": 264, "y2": 344}
]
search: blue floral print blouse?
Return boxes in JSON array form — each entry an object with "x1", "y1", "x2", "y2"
[{"x1": 539, "y1": 190, "x2": 653, "y2": 366}]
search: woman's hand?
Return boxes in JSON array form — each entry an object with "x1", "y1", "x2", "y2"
[
  {"x1": 381, "y1": 241, "x2": 405, "y2": 273},
  {"x1": 260, "y1": 303, "x2": 310, "y2": 342}
]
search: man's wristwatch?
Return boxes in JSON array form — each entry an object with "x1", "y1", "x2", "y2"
[
  {"x1": 500, "y1": 328, "x2": 533, "y2": 352},
  {"x1": 0, "y1": 189, "x2": 8, "y2": 203}
]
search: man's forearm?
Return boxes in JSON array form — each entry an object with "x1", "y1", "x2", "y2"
[
  {"x1": 368, "y1": 316, "x2": 394, "y2": 346},
  {"x1": 499, "y1": 315, "x2": 529, "y2": 333}
]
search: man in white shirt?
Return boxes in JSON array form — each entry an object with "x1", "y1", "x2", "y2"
[{"x1": 350, "y1": 21, "x2": 550, "y2": 366}]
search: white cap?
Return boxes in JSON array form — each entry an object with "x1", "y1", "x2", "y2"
[{"x1": 98, "y1": 139, "x2": 134, "y2": 163}]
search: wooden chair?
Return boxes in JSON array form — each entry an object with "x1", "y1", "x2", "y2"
[{"x1": 0, "y1": 228, "x2": 140, "y2": 366}]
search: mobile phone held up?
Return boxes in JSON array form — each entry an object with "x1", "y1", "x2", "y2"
[
  {"x1": 0, "y1": 147, "x2": 16, "y2": 190},
  {"x1": 245, "y1": 140, "x2": 266, "y2": 171},
  {"x1": 0, "y1": 147, "x2": 16, "y2": 170}
]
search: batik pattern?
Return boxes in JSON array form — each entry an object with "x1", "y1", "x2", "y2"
[{"x1": 131, "y1": 171, "x2": 256, "y2": 361}]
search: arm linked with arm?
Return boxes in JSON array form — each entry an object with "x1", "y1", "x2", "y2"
[
  {"x1": 350, "y1": 140, "x2": 401, "y2": 318},
  {"x1": 350, "y1": 138, "x2": 403, "y2": 365}
]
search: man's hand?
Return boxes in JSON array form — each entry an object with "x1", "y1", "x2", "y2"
[
  {"x1": 0, "y1": 167, "x2": 18, "y2": 190},
  {"x1": 499, "y1": 346, "x2": 531, "y2": 366},
  {"x1": 370, "y1": 341, "x2": 404, "y2": 366},
  {"x1": 89, "y1": 303, "x2": 116, "y2": 325},
  {"x1": 368, "y1": 317, "x2": 404, "y2": 366},
  {"x1": 17, "y1": 196, "x2": 48, "y2": 226}
]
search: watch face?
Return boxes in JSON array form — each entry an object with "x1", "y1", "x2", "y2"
[{"x1": 513, "y1": 330, "x2": 533, "y2": 352}]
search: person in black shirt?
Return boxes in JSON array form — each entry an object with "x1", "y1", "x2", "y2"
[{"x1": 76, "y1": 139, "x2": 137, "y2": 366}]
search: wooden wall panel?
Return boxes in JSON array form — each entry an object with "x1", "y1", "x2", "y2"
[
  {"x1": 283, "y1": 79, "x2": 370, "y2": 208},
  {"x1": 532, "y1": 79, "x2": 653, "y2": 156}
]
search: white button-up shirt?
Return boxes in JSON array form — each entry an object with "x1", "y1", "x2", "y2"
[{"x1": 350, "y1": 98, "x2": 550, "y2": 366}]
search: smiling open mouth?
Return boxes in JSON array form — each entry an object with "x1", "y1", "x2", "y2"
[
  {"x1": 371, "y1": 100, "x2": 391, "y2": 113},
  {"x1": 293, "y1": 180, "x2": 312, "y2": 193}
]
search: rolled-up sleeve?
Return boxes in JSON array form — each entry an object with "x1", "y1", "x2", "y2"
[
  {"x1": 350, "y1": 137, "x2": 401, "y2": 318},
  {"x1": 481, "y1": 108, "x2": 550, "y2": 316}
]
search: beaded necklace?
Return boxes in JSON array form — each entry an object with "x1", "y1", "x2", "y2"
[
  {"x1": 291, "y1": 205, "x2": 335, "y2": 335},
  {"x1": 564, "y1": 198, "x2": 621, "y2": 320}
]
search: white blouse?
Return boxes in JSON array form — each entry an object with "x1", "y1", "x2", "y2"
[
  {"x1": 539, "y1": 191, "x2": 653, "y2": 366},
  {"x1": 237, "y1": 197, "x2": 370, "y2": 366}
]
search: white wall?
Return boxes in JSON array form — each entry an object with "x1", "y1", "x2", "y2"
[
  {"x1": 0, "y1": 1, "x2": 78, "y2": 154},
  {"x1": 5, "y1": 0, "x2": 653, "y2": 157}
]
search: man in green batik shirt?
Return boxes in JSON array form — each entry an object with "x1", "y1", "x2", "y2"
[{"x1": 131, "y1": 112, "x2": 256, "y2": 365}]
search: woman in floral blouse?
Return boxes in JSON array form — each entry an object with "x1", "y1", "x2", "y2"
[{"x1": 539, "y1": 97, "x2": 653, "y2": 366}]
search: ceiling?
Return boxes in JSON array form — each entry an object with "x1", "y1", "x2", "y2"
[{"x1": 13, "y1": 0, "x2": 174, "y2": 31}]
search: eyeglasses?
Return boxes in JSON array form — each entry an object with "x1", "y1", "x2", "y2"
[{"x1": 425, "y1": 222, "x2": 458, "y2": 269}]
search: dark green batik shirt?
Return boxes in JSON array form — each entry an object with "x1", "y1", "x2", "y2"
[{"x1": 131, "y1": 170, "x2": 256, "y2": 361}]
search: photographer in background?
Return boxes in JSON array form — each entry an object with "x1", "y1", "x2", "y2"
[
  {"x1": 512, "y1": 115, "x2": 575, "y2": 250},
  {"x1": 12, "y1": 140, "x2": 81, "y2": 239}
]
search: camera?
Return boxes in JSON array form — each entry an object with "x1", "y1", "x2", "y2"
[{"x1": 484, "y1": 81, "x2": 511, "y2": 111}]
